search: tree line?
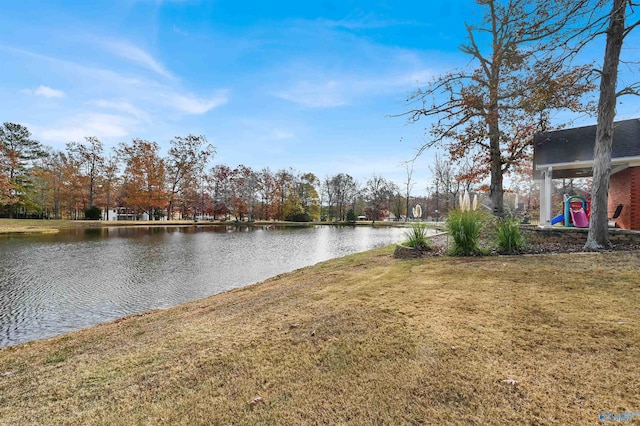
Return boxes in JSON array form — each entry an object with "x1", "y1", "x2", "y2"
[{"x1": 0, "y1": 122, "x2": 443, "y2": 222}]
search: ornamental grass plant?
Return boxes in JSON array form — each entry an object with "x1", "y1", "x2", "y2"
[
  {"x1": 403, "y1": 222, "x2": 432, "y2": 250},
  {"x1": 446, "y1": 209, "x2": 486, "y2": 256},
  {"x1": 495, "y1": 216, "x2": 526, "y2": 254}
]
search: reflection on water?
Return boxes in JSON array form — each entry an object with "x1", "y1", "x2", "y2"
[{"x1": 0, "y1": 225, "x2": 409, "y2": 347}]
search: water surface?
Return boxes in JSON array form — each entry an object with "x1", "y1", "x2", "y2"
[{"x1": 0, "y1": 225, "x2": 408, "y2": 347}]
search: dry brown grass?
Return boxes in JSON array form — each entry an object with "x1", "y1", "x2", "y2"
[
  {"x1": 0, "y1": 219, "x2": 203, "y2": 234},
  {"x1": 0, "y1": 219, "x2": 66, "y2": 234},
  {"x1": 0, "y1": 248, "x2": 639, "y2": 424}
]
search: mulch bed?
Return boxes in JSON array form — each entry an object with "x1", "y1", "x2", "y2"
[{"x1": 410, "y1": 233, "x2": 640, "y2": 257}]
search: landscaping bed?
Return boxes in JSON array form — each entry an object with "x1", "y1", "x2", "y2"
[{"x1": 395, "y1": 229, "x2": 640, "y2": 259}]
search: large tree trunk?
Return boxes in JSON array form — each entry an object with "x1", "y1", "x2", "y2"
[
  {"x1": 168, "y1": 199, "x2": 174, "y2": 221},
  {"x1": 585, "y1": 0, "x2": 626, "y2": 251},
  {"x1": 489, "y1": 143, "x2": 504, "y2": 217},
  {"x1": 406, "y1": 197, "x2": 410, "y2": 222},
  {"x1": 488, "y1": 117, "x2": 504, "y2": 217},
  {"x1": 488, "y1": 56, "x2": 504, "y2": 217}
]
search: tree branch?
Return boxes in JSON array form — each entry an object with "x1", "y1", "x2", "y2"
[{"x1": 616, "y1": 82, "x2": 640, "y2": 96}]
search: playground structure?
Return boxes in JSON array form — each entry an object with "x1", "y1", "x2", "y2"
[
  {"x1": 534, "y1": 118, "x2": 640, "y2": 230},
  {"x1": 550, "y1": 195, "x2": 590, "y2": 228}
]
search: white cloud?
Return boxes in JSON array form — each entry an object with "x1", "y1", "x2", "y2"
[
  {"x1": 275, "y1": 80, "x2": 347, "y2": 108},
  {"x1": 90, "y1": 99, "x2": 150, "y2": 121},
  {"x1": 102, "y1": 39, "x2": 173, "y2": 79},
  {"x1": 273, "y1": 68, "x2": 435, "y2": 108},
  {"x1": 172, "y1": 25, "x2": 189, "y2": 37},
  {"x1": 37, "y1": 113, "x2": 135, "y2": 143},
  {"x1": 398, "y1": 70, "x2": 435, "y2": 86},
  {"x1": 272, "y1": 129, "x2": 294, "y2": 140},
  {"x1": 7, "y1": 45, "x2": 229, "y2": 122},
  {"x1": 21, "y1": 85, "x2": 65, "y2": 98},
  {"x1": 166, "y1": 91, "x2": 229, "y2": 115},
  {"x1": 4, "y1": 45, "x2": 144, "y2": 88},
  {"x1": 35, "y1": 85, "x2": 66, "y2": 98},
  {"x1": 318, "y1": 14, "x2": 417, "y2": 31}
]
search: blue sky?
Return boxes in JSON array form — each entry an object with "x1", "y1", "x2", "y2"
[{"x1": 1, "y1": 1, "x2": 638, "y2": 192}]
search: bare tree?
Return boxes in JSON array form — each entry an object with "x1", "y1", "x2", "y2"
[
  {"x1": 102, "y1": 152, "x2": 120, "y2": 219},
  {"x1": 255, "y1": 168, "x2": 275, "y2": 220},
  {"x1": 364, "y1": 174, "x2": 395, "y2": 224},
  {"x1": 273, "y1": 168, "x2": 295, "y2": 220},
  {"x1": 403, "y1": 160, "x2": 415, "y2": 221},
  {"x1": 429, "y1": 154, "x2": 463, "y2": 213},
  {"x1": 165, "y1": 135, "x2": 214, "y2": 220},
  {"x1": 207, "y1": 164, "x2": 233, "y2": 220},
  {"x1": 402, "y1": 0, "x2": 595, "y2": 216},
  {"x1": 67, "y1": 137, "x2": 105, "y2": 210},
  {"x1": 324, "y1": 173, "x2": 358, "y2": 221},
  {"x1": 231, "y1": 165, "x2": 257, "y2": 221}
]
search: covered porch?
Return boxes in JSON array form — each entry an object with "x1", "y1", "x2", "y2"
[{"x1": 534, "y1": 118, "x2": 640, "y2": 230}]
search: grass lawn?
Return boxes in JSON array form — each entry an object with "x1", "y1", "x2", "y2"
[
  {"x1": 0, "y1": 219, "x2": 68, "y2": 234},
  {"x1": 0, "y1": 219, "x2": 202, "y2": 234},
  {"x1": 0, "y1": 247, "x2": 638, "y2": 424}
]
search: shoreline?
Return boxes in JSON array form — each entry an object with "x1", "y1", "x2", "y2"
[{"x1": 0, "y1": 218, "x2": 426, "y2": 235}]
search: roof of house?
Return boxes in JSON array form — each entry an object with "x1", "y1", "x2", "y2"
[{"x1": 533, "y1": 118, "x2": 640, "y2": 178}]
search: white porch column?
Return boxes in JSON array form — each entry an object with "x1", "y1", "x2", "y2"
[
  {"x1": 538, "y1": 167, "x2": 553, "y2": 227},
  {"x1": 538, "y1": 176, "x2": 546, "y2": 227}
]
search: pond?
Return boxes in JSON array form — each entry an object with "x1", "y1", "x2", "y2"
[{"x1": 0, "y1": 225, "x2": 410, "y2": 348}]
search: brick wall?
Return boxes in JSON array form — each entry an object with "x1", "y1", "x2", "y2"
[
  {"x1": 630, "y1": 167, "x2": 640, "y2": 230},
  {"x1": 608, "y1": 166, "x2": 640, "y2": 230},
  {"x1": 609, "y1": 168, "x2": 630, "y2": 229}
]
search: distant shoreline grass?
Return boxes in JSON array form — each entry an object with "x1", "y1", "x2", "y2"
[
  {"x1": 0, "y1": 218, "x2": 427, "y2": 235},
  {"x1": 0, "y1": 246, "x2": 638, "y2": 424}
]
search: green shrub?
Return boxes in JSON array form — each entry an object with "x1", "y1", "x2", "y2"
[
  {"x1": 346, "y1": 209, "x2": 356, "y2": 222},
  {"x1": 495, "y1": 217, "x2": 525, "y2": 254},
  {"x1": 285, "y1": 211, "x2": 311, "y2": 222},
  {"x1": 403, "y1": 223, "x2": 432, "y2": 250},
  {"x1": 446, "y1": 209, "x2": 486, "y2": 256},
  {"x1": 84, "y1": 206, "x2": 102, "y2": 220}
]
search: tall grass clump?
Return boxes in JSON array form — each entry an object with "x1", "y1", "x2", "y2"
[
  {"x1": 495, "y1": 217, "x2": 525, "y2": 254},
  {"x1": 403, "y1": 223, "x2": 432, "y2": 250},
  {"x1": 446, "y1": 209, "x2": 486, "y2": 256}
]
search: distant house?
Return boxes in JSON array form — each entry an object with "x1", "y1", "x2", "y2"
[
  {"x1": 102, "y1": 208, "x2": 118, "y2": 221},
  {"x1": 533, "y1": 118, "x2": 640, "y2": 230}
]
